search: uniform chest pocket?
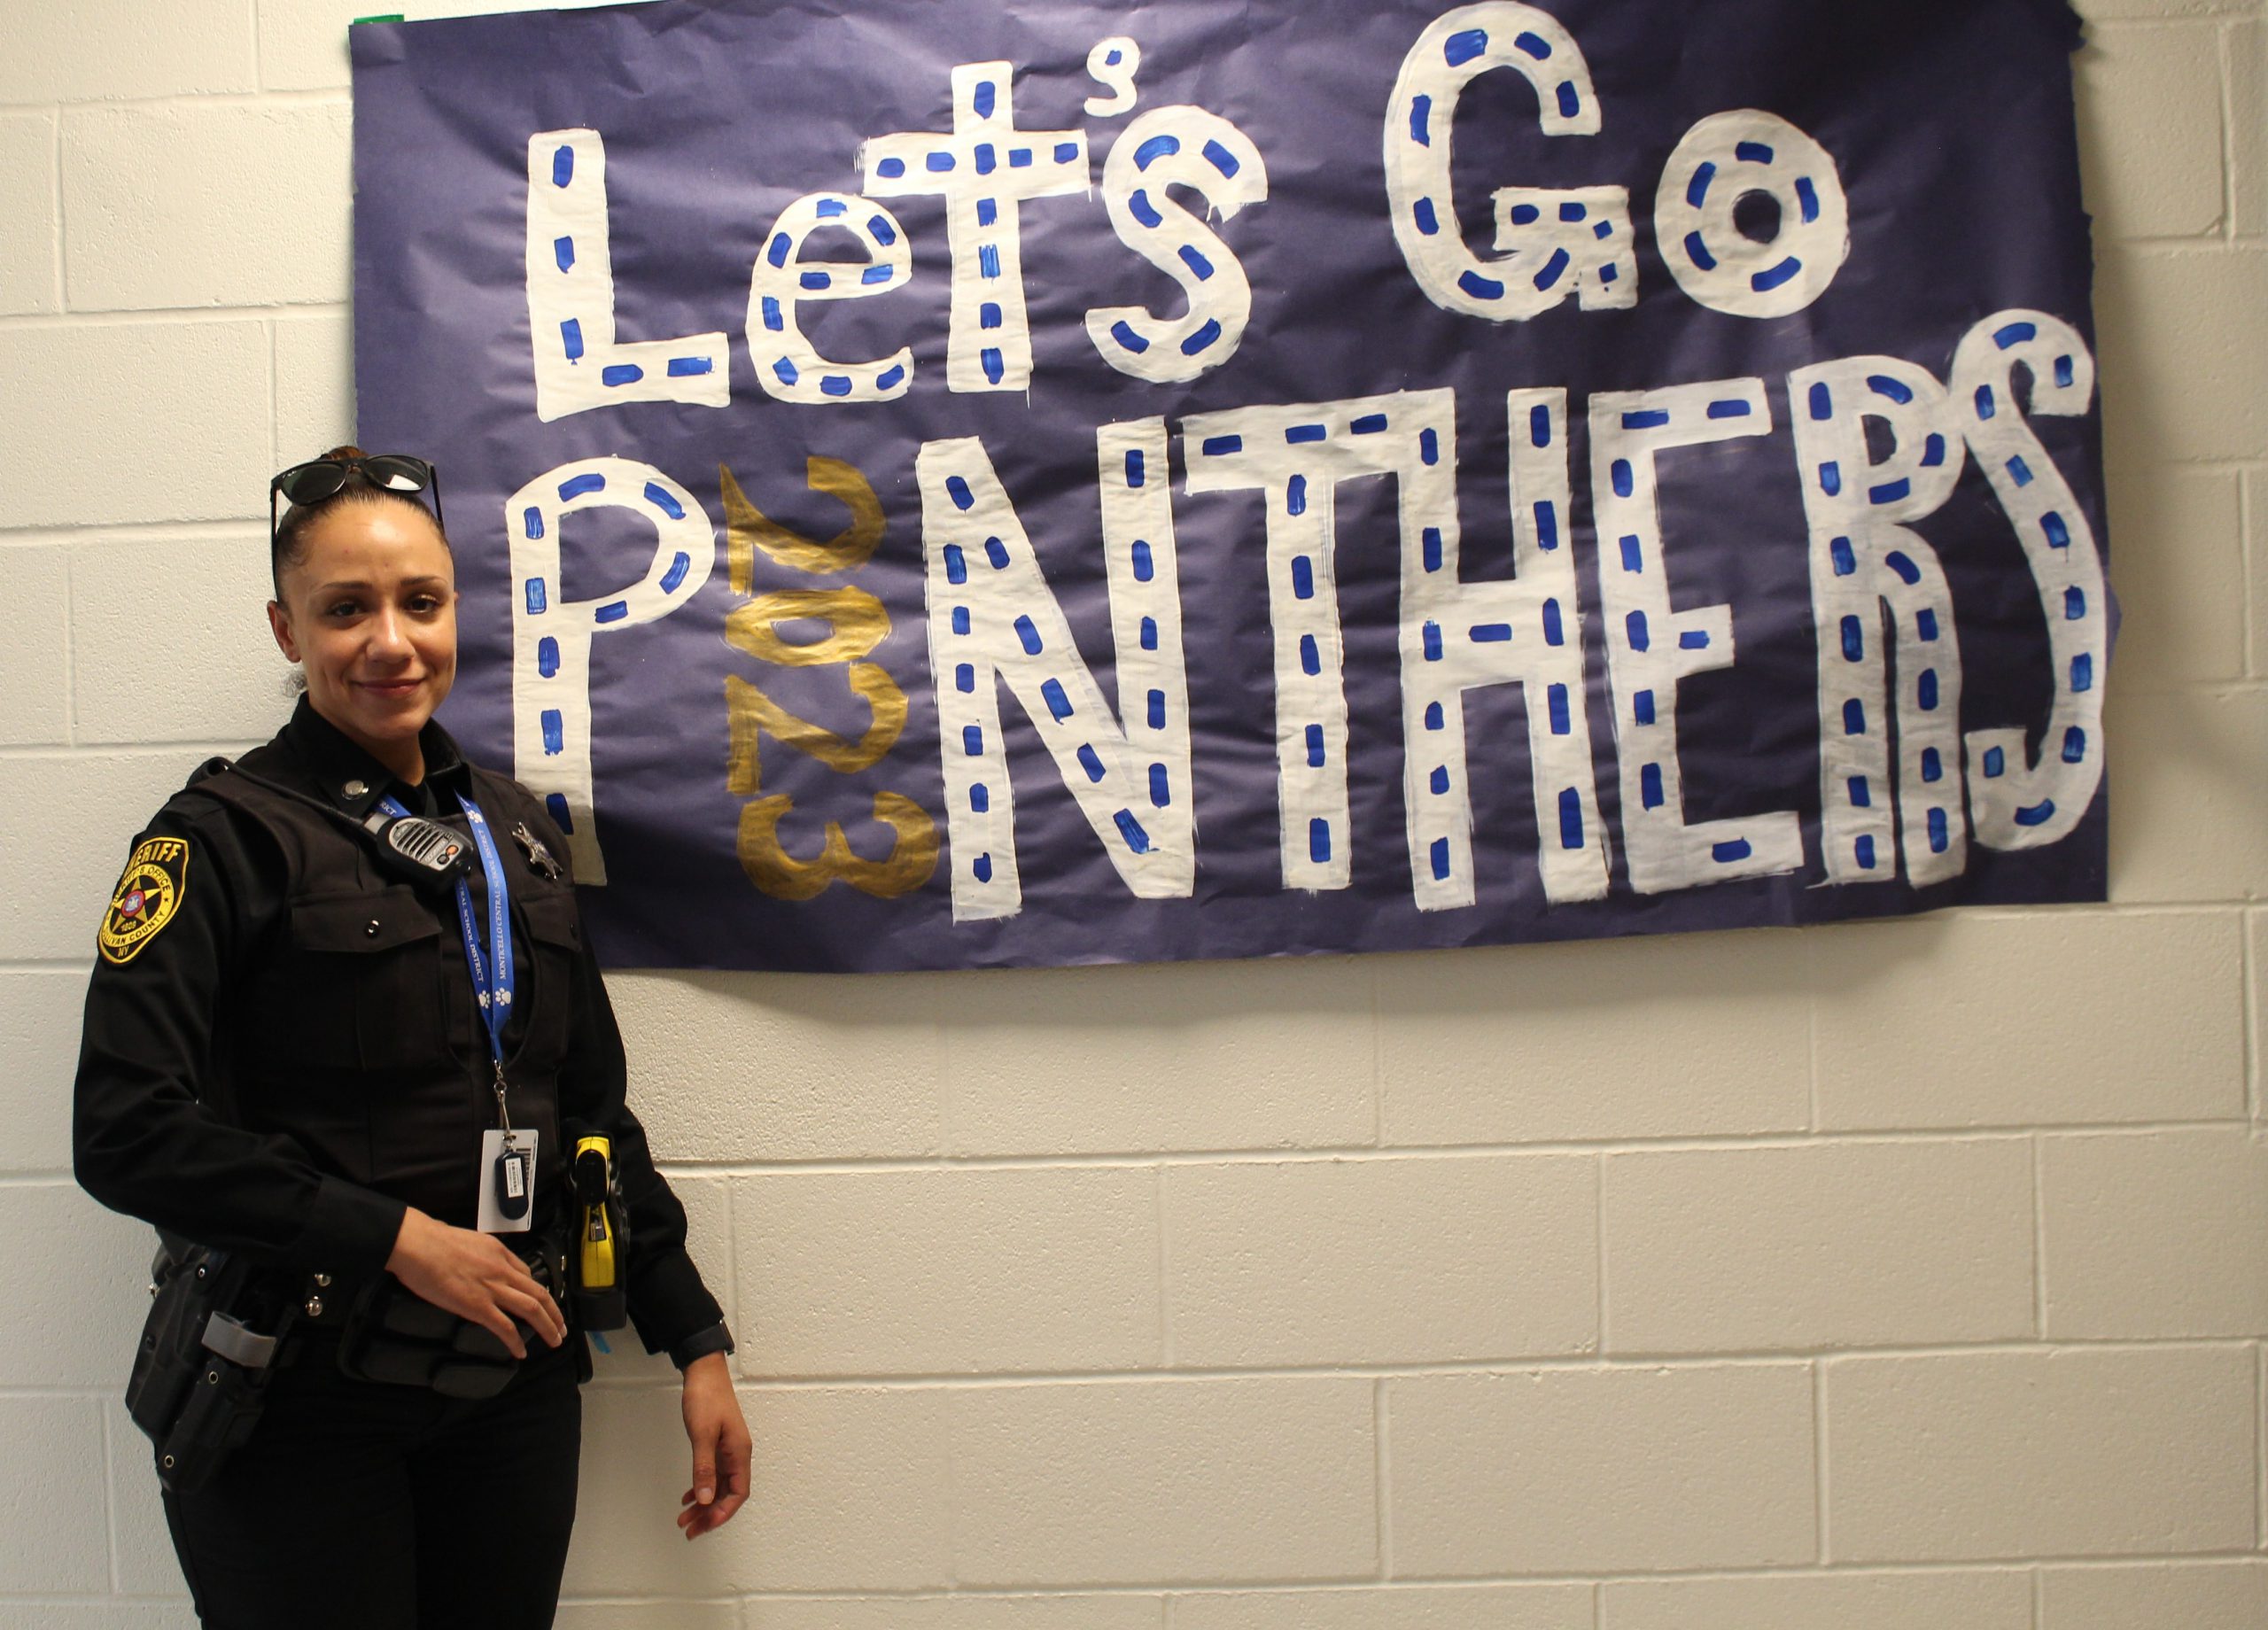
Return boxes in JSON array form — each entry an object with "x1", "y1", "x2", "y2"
[
  {"x1": 247, "y1": 889, "x2": 451, "y2": 1075},
  {"x1": 509, "y1": 886, "x2": 581, "y2": 1079}
]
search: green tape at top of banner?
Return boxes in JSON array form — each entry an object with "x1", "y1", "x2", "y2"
[{"x1": 352, "y1": 14, "x2": 406, "y2": 23}]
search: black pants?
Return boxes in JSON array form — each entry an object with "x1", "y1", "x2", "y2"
[{"x1": 163, "y1": 1333, "x2": 582, "y2": 1629}]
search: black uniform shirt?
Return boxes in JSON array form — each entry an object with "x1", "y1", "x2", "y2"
[{"x1": 74, "y1": 700, "x2": 727, "y2": 1362}]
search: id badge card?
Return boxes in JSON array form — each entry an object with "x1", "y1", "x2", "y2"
[{"x1": 477, "y1": 1129, "x2": 539, "y2": 1233}]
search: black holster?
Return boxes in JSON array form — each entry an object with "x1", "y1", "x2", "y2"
[{"x1": 126, "y1": 1235, "x2": 293, "y2": 1494}]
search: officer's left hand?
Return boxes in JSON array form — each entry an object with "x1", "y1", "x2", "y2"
[{"x1": 676, "y1": 1352, "x2": 750, "y2": 1539}]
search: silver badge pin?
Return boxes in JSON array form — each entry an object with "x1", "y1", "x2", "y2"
[{"x1": 510, "y1": 821, "x2": 563, "y2": 881}]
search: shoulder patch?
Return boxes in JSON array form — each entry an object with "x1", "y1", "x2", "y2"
[{"x1": 98, "y1": 836, "x2": 190, "y2": 965}]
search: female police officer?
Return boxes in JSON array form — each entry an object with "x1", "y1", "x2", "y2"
[{"x1": 74, "y1": 448, "x2": 750, "y2": 1627}]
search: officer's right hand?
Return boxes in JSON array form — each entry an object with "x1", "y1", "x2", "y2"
[{"x1": 385, "y1": 1207, "x2": 569, "y2": 1358}]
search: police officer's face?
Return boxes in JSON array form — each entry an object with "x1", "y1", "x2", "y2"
[{"x1": 267, "y1": 501, "x2": 458, "y2": 779}]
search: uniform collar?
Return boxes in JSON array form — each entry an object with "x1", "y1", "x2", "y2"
[{"x1": 282, "y1": 695, "x2": 473, "y2": 819}]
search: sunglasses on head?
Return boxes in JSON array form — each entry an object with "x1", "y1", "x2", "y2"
[{"x1": 269, "y1": 454, "x2": 445, "y2": 542}]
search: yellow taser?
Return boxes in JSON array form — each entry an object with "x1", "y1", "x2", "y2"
[{"x1": 571, "y1": 1136, "x2": 627, "y2": 1329}]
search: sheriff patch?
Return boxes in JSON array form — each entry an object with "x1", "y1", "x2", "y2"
[{"x1": 99, "y1": 836, "x2": 190, "y2": 965}]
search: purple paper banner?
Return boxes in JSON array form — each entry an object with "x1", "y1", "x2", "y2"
[{"x1": 350, "y1": 0, "x2": 2111, "y2": 972}]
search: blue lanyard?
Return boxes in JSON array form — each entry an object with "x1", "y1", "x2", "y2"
[{"x1": 379, "y1": 788, "x2": 515, "y2": 1115}]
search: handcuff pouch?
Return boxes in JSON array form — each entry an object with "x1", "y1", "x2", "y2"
[{"x1": 334, "y1": 1226, "x2": 571, "y2": 1400}]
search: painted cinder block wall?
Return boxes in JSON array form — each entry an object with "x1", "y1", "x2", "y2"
[{"x1": 2, "y1": 0, "x2": 2264, "y2": 1624}]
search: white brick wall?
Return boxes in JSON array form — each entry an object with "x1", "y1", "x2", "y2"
[
  {"x1": 1825, "y1": 1345, "x2": 2259, "y2": 1559},
  {"x1": 1, "y1": 0, "x2": 2262, "y2": 1625},
  {"x1": 737, "y1": 1166, "x2": 1162, "y2": 1374},
  {"x1": 1388, "y1": 1365, "x2": 1818, "y2": 1575},
  {"x1": 1599, "y1": 1139, "x2": 2038, "y2": 1351}
]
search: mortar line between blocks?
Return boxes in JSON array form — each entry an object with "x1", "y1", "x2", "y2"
[
  {"x1": 61, "y1": 550, "x2": 76, "y2": 748},
  {"x1": 2097, "y1": 226, "x2": 2253, "y2": 250},
  {"x1": 651, "y1": 1121, "x2": 2259, "y2": 1176},
  {"x1": 718, "y1": 1176, "x2": 742, "y2": 1385},
  {"x1": 1593, "y1": 1153, "x2": 1608, "y2": 1356},
  {"x1": 2257, "y1": 1341, "x2": 2265, "y2": 1551},
  {"x1": 937, "y1": 1010, "x2": 962, "y2": 1161},
  {"x1": 4, "y1": 1386, "x2": 177, "y2": 1401},
  {"x1": 2246, "y1": 905, "x2": 2262, "y2": 1123},
  {"x1": 623, "y1": 1561, "x2": 2211, "y2": 1597},
  {"x1": 1954, "y1": 894, "x2": 2268, "y2": 915},
  {"x1": 2101, "y1": 237, "x2": 2268, "y2": 263},
  {"x1": 942, "y1": 1357, "x2": 962, "y2": 1591},
  {"x1": 1155, "y1": 1162, "x2": 1173, "y2": 1369},
  {"x1": 2223, "y1": 17, "x2": 2246, "y2": 248},
  {"x1": 2032, "y1": 1134, "x2": 2049, "y2": 1339},
  {"x1": 268, "y1": 315, "x2": 280, "y2": 473},
  {"x1": 0, "y1": 303, "x2": 348, "y2": 335},
  {"x1": 0, "y1": 741, "x2": 266, "y2": 764},
  {"x1": 2109, "y1": 680, "x2": 2268, "y2": 710},
  {"x1": 1813, "y1": 1358, "x2": 1831, "y2": 1564},
  {"x1": 247, "y1": 0, "x2": 265, "y2": 89},
  {"x1": 2031, "y1": 1564, "x2": 2043, "y2": 1630},
  {"x1": 1, "y1": 87, "x2": 353, "y2": 116},
  {"x1": 47, "y1": 108, "x2": 64, "y2": 315},
  {"x1": 1368, "y1": 957, "x2": 1384, "y2": 1148},
  {"x1": 1806, "y1": 975, "x2": 1821, "y2": 1134},
  {"x1": 1373, "y1": 1376, "x2": 1392, "y2": 1581},
  {"x1": 1, "y1": 522, "x2": 271, "y2": 547},
  {"x1": 99, "y1": 1395, "x2": 120, "y2": 1594},
  {"x1": 2084, "y1": 13, "x2": 2232, "y2": 35},
  {"x1": 696, "y1": 1336, "x2": 2264, "y2": 1392},
  {"x1": 2242, "y1": 464, "x2": 2262, "y2": 680}
]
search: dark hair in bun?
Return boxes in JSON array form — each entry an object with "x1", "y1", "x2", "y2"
[{"x1": 270, "y1": 445, "x2": 451, "y2": 598}]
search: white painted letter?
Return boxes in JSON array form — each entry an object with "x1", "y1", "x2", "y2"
[
  {"x1": 1403, "y1": 388, "x2": 1610, "y2": 909},
  {"x1": 1384, "y1": 4, "x2": 1635, "y2": 321},
  {"x1": 1952, "y1": 312, "x2": 2109, "y2": 849},
  {"x1": 862, "y1": 64, "x2": 1089, "y2": 393},
  {"x1": 1087, "y1": 106, "x2": 1268, "y2": 384},
  {"x1": 524, "y1": 130, "x2": 729, "y2": 422},
  {"x1": 919, "y1": 424, "x2": 1194, "y2": 921},
  {"x1": 1589, "y1": 381, "x2": 1803, "y2": 893},
  {"x1": 1183, "y1": 389, "x2": 1605, "y2": 904},
  {"x1": 508, "y1": 458, "x2": 716, "y2": 881},
  {"x1": 746, "y1": 191, "x2": 914, "y2": 404},
  {"x1": 1655, "y1": 111, "x2": 1850, "y2": 318},
  {"x1": 1788, "y1": 357, "x2": 1969, "y2": 886},
  {"x1": 1181, "y1": 394, "x2": 1424, "y2": 892}
]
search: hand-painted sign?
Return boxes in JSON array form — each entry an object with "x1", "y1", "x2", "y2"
[{"x1": 350, "y1": 0, "x2": 2110, "y2": 972}]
